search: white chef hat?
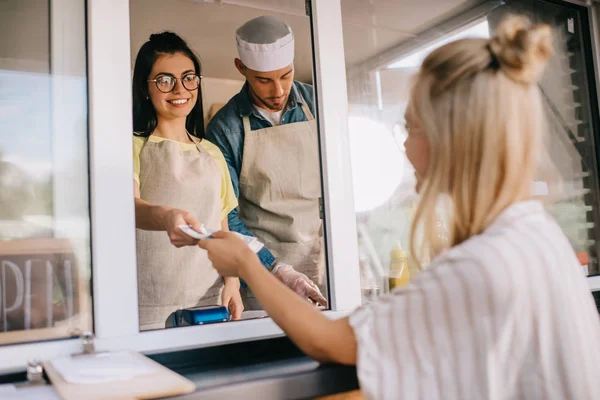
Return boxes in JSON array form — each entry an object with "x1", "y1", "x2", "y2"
[{"x1": 236, "y1": 15, "x2": 294, "y2": 72}]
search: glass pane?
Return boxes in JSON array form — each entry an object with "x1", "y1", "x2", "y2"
[
  {"x1": 341, "y1": 0, "x2": 600, "y2": 304},
  {"x1": 0, "y1": 0, "x2": 91, "y2": 344},
  {"x1": 129, "y1": 0, "x2": 328, "y2": 331},
  {"x1": 488, "y1": 1, "x2": 600, "y2": 276}
]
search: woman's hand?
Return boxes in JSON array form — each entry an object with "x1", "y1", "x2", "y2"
[
  {"x1": 222, "y1": 277, "x2": 244, "y2": 320},
  {"x1": 134, "y1": 181, "x2": 202, "y2": 247},
  {"x1": 198, "y1": 231, "x2": 257, "y2": 277},
  {"x1": 200, "y1": 231, "x2": 356, "y2": 365},
  {"x1": 162, "y1": 208, "x2": 203, "y2": 247}
]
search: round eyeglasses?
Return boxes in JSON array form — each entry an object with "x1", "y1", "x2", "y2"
[{"x1": 148, "y1": 74, "x2": 201, "y2": 93}]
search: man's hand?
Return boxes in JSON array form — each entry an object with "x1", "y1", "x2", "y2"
[
  {"x1": 222, "y1": 277, "x2": 244, "y2": 320},
  {"x1": 163, "y1": 208, "x2": 203, "y2": 247},
  {"x1": 272, "y1": 263, "x2": 328, "y2": 308}
]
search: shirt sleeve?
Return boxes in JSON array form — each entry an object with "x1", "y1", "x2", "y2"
[
  {"x1": 200, "y1": 140, "x2": 239, "y2": 220},
  {"x1": 348, "y1": 259, "x2": 490, "y2": 400},
  {"x1": 205, "y1": 122, "x2": 276, "y2": 269},
  {"x1": 132, "y1": 135, "x2": 145, "y2": 185}
]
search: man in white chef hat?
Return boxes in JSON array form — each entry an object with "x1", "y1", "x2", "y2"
[{"x1": 206, "y1": 15, "x2": 327, "y2": 309}]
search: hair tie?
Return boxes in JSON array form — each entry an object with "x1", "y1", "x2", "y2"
[{"x1": 486, "y1": 42, "x2": 501, "y2": 70}]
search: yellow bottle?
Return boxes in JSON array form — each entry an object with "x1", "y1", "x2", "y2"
[{"x1": 389, "y1": 243, "x2": 411, "y2": 291}]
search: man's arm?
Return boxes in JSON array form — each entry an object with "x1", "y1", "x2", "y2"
[
  {"x1": 205, "y1": 121, "x2": 276, "y2": 269},
  {"x1": 206, "y1": 102, "x2": 327, "y2": 306},
  {"x1": 228, "y1": 208, "x2": 276, "y2": 268}
]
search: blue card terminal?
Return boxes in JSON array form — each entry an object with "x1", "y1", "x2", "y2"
[{"x1": 165, "y1": 305, "x2": 230, "y2": 328}]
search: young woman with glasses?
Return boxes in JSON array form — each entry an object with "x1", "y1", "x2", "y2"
[{"x1": 131, "y1": 32, "x2": 243, "y2": 330}]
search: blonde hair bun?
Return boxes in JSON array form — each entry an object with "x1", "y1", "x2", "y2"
[{"x1": 488, "y1": 16, "x2": 553, "y2": 84}]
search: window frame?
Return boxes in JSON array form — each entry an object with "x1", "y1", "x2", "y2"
[
  {"x1": 585, "y1": 0, "x2": 600, "y2": 291},
  {"x1": 5, "y1": 0, "x2": 599, "y2": 375},
  {"x1": 0, "y1": 0, "x2": 360, "y2": 374},
  {"x1": 346, "y1": 0, "x2": 600, "y2": 291}
]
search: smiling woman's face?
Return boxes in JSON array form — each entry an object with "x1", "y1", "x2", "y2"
[{"x1": 147, "y1": 53, "x2": 197, "y2": 122}]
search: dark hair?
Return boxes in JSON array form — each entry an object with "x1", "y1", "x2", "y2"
[{"x1": 132, "y1": 32, "x2": 205, "y2": 138}]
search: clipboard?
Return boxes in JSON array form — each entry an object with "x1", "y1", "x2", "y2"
[{"x1": 42, "y1": 351, "x2": 196, "y2": 400}]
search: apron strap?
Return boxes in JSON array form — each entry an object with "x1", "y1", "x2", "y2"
[
  {"x1": 300, "y1": 102, "x2": 315, "y2": 121},
  {"x1": 242, "y1": 115, "x2": 252, "y2": 134},
  {"x1": 296, "y1": 89, "x2": 315, "y2": 121},
  {"x1": 188, "y1": 133, "x2": 206, "y2": 154}
]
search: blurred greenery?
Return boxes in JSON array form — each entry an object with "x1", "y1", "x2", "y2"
[{"x1": 0, "y1": 154, "x2": 53, "y2": 221}]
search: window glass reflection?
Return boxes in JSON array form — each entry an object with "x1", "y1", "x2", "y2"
[
  {"x1": 129, "y1": 0, "x2": 328, "y2": 330},
  {"x1": 342, "y1": 0, "x2": 600, "y2": 305},
  {"x1": 0, "y1": 0, "x2": 91, "y2": 344}
]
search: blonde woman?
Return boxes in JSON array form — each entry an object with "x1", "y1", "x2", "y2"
[{"x1": 198, "y1": 17, "x2": 600, "y2": 399}]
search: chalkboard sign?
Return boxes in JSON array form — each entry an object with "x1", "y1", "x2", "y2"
[{"x1": 0, "y1": 238, "x2": 84, "y2": 333}]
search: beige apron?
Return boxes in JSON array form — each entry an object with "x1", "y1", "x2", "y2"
[
  {"x1": 136, "y1": 135, "x2": 223, "y2": 330},
  {"x1": 239, "y1": 100, "x2": 326, "y2": 309}
]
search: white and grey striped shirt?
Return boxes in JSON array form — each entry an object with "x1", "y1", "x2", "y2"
[{"x1": 350, "y1": 200, "x2": 600, "y2": 400}]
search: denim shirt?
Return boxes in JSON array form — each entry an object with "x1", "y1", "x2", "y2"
[{"x1": 205, "y1": 81, "x2": 315, "y2": 269}]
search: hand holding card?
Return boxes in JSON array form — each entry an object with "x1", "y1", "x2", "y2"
[{"x1": 178, "y1": 225, "x2": 264, "y2": 253}]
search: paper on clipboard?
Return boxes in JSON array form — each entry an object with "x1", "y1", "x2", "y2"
[
  {"x1": 43, "y1": 351, "x2": 196, "y2": 400},
  {"x1": 50, "y1": 351, "x2": 159, "y2": 384}
]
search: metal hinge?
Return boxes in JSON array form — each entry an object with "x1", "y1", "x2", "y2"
[
  {"x1": 568, "y1": 17, "x2": 575, "y2": 34},
  {"x1": 79, "y1": 330, "x2": 96, "y2": 354},
  {"x1": 305, "y1": 0, "x2": 311, "y2": 17},
  {"x1": 319, "y1": 197, "x2": 324, "y2": 220},
  {"x1": 26, "y1": 359, "x2": 45, "y2": 385},
  {"x1": 70, "y1": 330, "x2": 101, "y2": 358},
  {"x1": 22, "y1": 331, "x2": 97, "y2": 387}
]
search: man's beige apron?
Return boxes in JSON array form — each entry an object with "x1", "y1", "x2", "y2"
[
  {"x1": 136, "y1": 136, "x2": 223, "y2": 330},
  {"x1": 239, "y1": 100, "x2": 326, "y2": 309}
]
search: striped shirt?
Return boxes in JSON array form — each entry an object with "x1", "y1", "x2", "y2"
[{"x1": 349, "y1": 200, "x2": 600, "y2": 400}]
